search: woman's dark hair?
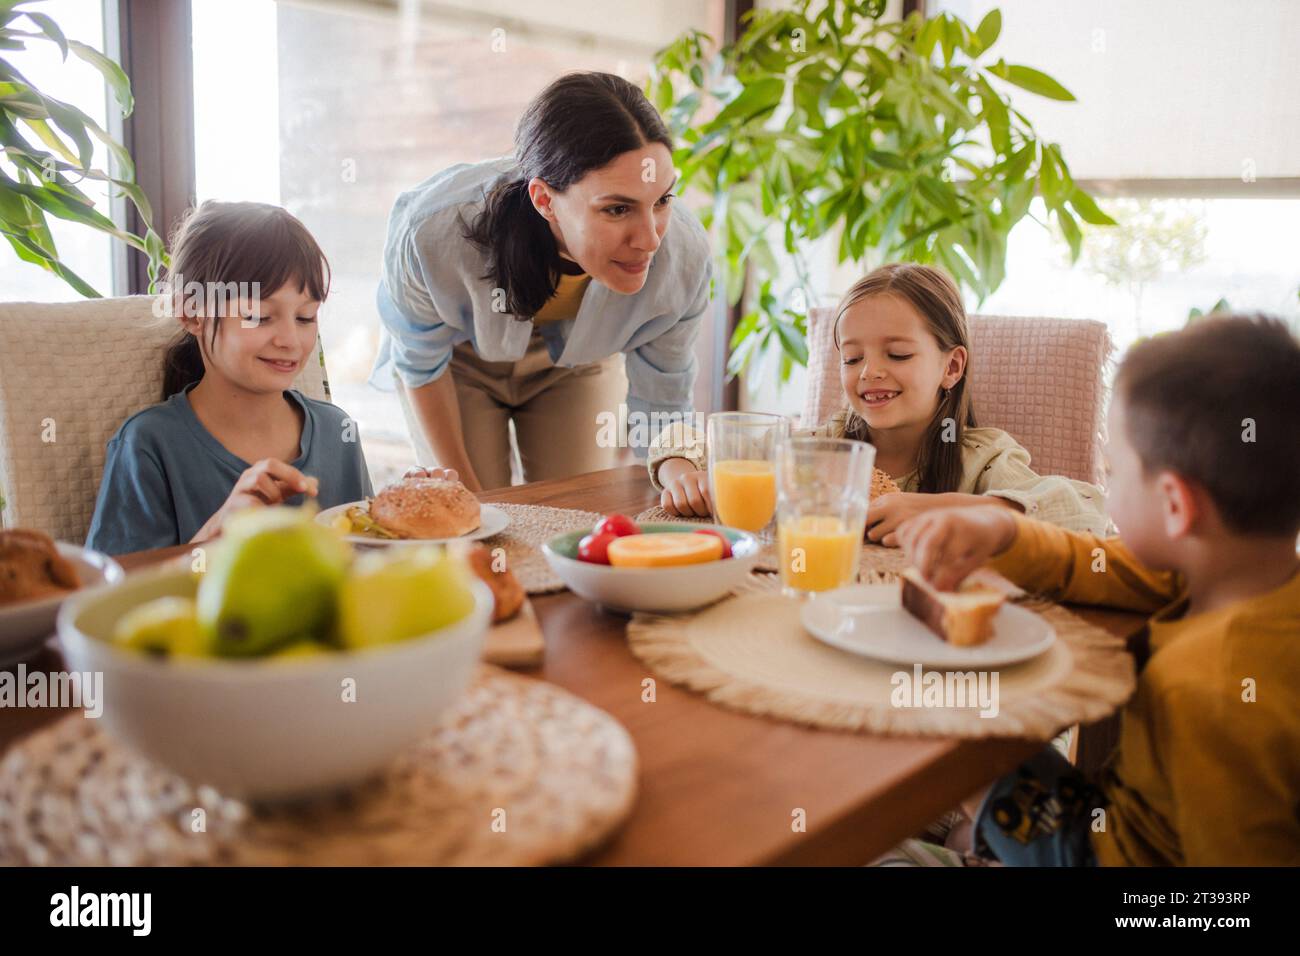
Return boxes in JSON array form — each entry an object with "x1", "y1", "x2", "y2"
[
  {"x1": 160, "y1": 201, "x2": 331, "y2": 399},
  {"x1": 464, "y1": 71, "x2": 672, "y2": 318},
  {"x1": 833, "y1": 263, "x2": 978, "y2": 494}
]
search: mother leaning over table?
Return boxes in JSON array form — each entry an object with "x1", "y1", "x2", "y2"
[{"x1": 371, "y1": 71, "x2": 713, "y2": 492}]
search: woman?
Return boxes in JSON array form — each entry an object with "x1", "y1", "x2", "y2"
[{"x1": 372, "y1": 71, "x2": 713, "y2": 492}]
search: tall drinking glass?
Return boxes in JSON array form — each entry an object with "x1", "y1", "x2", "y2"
[
  {"x1": 774, "y1": 437, "x2": 876, "y2": 596},
  {"x1": 706, "y1": 412, "x2": 789, "y2": 533}
]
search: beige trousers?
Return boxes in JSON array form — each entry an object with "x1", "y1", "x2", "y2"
[{"x1": 398, "y1": 330, "x2": 627, "y2": 490}]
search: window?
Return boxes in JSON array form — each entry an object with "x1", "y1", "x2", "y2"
[
  {"x1": 0, "y1": 0, "x2": 113, "y2": 300},
  {"x1": 928, "y1": 0, "x2": 1300, "y2": 354}
]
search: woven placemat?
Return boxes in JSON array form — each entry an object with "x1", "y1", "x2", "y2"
[
  {"x1": 483, "y1": 503, "x2": 602, "y2": 594},
  {"x1": 0, "y1": 666, "x2": 637, "y2": 866},
  {"x1": 634, "y1": 505, "x2": 907, "y2": 580},
  {"x1": 627, "y1": 574, "x2": 1135, "y2": 739}
]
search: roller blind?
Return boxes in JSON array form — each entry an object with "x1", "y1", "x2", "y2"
[{"x1": 934, "y1": 0, "x2": 1300, "y2": 183}]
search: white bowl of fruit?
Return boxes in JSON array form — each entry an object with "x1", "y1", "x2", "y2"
[
  {"x1": 542, "y1": 514, "x2": 761, "y2": 613},
  {"x1": 57, "y1": 507, "x2": 492, "y2": 802}
]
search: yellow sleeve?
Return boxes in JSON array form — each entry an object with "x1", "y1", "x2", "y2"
[
  {"x1": 1103, "y1": 673, "x2": 1300, "y2": 865},
  {"x1": 647, "y1": 422, "x2": 707, "y2": 492},
  {"x1": 972, "y1": 434, "x2": 1110, "y2": 536},
  {"x1": 989, "y1": 513, "x2": 1183, "y2": 613}
]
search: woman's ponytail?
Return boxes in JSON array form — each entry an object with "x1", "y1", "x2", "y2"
[{"x1": 468, "y1": 177, "x2": 559, "y2": 318}]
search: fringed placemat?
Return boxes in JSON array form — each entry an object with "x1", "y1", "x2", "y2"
[
  {"x1": 633, "y1": 504, "x2": 907, "y2": 580},
  {"x1": 483, "y1": 503, "x2": 602, "y2": 594},
  {"x1": 0, "y1": 666, "x2": 637, "y2": 866},
  {"x1": 627, "y1": 575, "x2": 1134, "y2": 739}
]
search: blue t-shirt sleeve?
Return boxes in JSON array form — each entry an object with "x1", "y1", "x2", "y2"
[{"x1": 86, "y1": 437, "x2": 180, "y2": 556}]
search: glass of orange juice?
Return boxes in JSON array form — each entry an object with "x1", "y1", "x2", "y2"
[
  {"x1": 706, "y1": 412, "x2": 789, "y2": 533},
  {"x1": 774, "y1": 437, "x2": 875, "y2": 597}
]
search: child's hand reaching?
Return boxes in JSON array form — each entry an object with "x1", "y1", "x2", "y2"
[
  {"x1": 867, "y1": 492, "x2": 1022, "y2": 547},
  {"x1": 660, "y1": 465, "x2": 713, "y2": 518},
  {"x1": 894, "y1": 505, "x2": 1018, "y2": 591},
  {"x1": 192, "y1": 459, "x2": 318, "y2": 544},
  {"x1": 865, "y1": 492, "x2": 943, "y2": 546}
]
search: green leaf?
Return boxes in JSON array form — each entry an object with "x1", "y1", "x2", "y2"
[
  {"x1": 19, "y1": 9, "x2": 67, "y2": 59},
  {"x1": 916, "y1": 16, "x2": 942, "y2": 59},
  {"x1": 18, "y1": 116, "x2": 78, "y2": 164},
  {"x1": 68, "y1": 39, "x2": 133, "y2": 115},
  {"x1": 975, "y1": 75, "x2": 1010, "y2": 154},
  {"x1": 1, "y1": 227, "x2": 102, "y2": 296},
  {"x1": 975, "y1": 9, "x2": 1001, "y2": 53},
  {"x1": 866, "y1": 149, "x2": 910, "y2": 171},
  {"x1": 917, "y1": 176, "x2": 964, "y2": 221},
  {"x1": 773, "y1": 313, "x2": 808, "y2": 366},
  {"x1": 988, "y1": 61, "x2": 1076, "y2": 101},
  {"x1": 1057, "y1": 206, "x2": 1082, "y2": 261},
  {"x1": 37, "y1": 94, "x2": 95, "y2": 168},
  {"x1": 817, "y1": 58, "x2": 851, "y2": 117},
  {"x1": 939, "y1": 16, "x2": 958, "y2": 65},
  {"x1": 706, "y1": 76, "x2": 784, "y2": 130},
  {"x1": 1066, "y1": 187, "x2": 1117, "y2": 226},
  {"x1": 1037, "y1": 145, "x2": 1063, "y2": 208}
]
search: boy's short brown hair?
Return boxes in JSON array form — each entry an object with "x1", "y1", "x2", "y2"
[{"x1": 1116, "y1": 315, "x2": 1300, "y2": 535}]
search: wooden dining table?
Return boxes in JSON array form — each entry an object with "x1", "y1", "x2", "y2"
[{"x1": 0, "y1": 464, "x2": 1143, "y2": 866}]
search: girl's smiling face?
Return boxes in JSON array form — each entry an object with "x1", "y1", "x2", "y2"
[
  {"x1": 181, "y1": 282, "x2": 320, "y2": 393},
  {"x1": 836, "y1": 293, "x2": 967, "y2": 431},
  {"x1": 528, "y1": 143, "x2": 676, "y2": 295}
]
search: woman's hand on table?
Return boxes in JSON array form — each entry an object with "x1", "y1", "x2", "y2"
[
  {"x1": 867, "y1": 492, "x2": 1020, "y2": 547},
  {"x1": 403, "y1": 465, "x2": 461, "y2": 483},
  {"x1": 192, "y1": 459, "x2": 318, "y2": 544},
  {"x1": 895, "y1": 505, "x2": 1018, "y2": 591},
  {"x1": 659, "y1": 462, "x2": 712, "y2": 518}
]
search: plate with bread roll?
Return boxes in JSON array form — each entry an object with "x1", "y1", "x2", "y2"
[
  {"x1": 801, "y1": 568, "x2": 1054, "y2": 668},
  {"x1": 317, "y1": 475, "x2": 509, "y2": 546},
  {"x1": 0, "y1": 529, "x2": 124, "y2": 664}
]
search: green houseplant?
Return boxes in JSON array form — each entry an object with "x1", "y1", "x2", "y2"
[
  {"x1": 648, "y1": 0, "x2": 1114, "y2": 381},
  {"x1": 0, "y1": 0, "x2": 163, "y2": 296}
]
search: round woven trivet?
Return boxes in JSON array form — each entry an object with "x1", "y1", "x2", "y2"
[
  {"x1": 0, "y1": 666, "x2": 637, "y2": 866},
  {"x1": 484, "y1": 503, "x2": 602, "y2": 594},
  {"x1": 633, "y1": 505, "x2": 907, "y2": 580},
  {"x1": 627, "y1": 574, "x2": 1134, "y2": 739}
]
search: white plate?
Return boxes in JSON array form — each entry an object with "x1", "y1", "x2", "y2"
[
  {"x1": 315, "y1": 501, "x2": 510, "y2": 546},
  {"x1": 0, "y1": 543, "x2": 124, "y2": 665},
  {"x1": 801, "y1": 583, "x2": 1055, "y2": 669}
]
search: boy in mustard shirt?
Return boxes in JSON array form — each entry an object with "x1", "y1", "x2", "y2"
[{"x1": 897, "y1": 315, "x2": 1300, "y2": 866}]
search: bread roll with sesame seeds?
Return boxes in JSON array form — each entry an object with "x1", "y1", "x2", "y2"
[{"x1": 369, "y1": 477, "x2": 480, "y2": 539}]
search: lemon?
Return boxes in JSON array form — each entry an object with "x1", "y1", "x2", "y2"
[{"x1": 113, "y1": 596, "x2": 208, "y2": 658}]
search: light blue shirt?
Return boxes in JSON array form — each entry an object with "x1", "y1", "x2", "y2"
[
  {"x1": 370, "y1": 156, "x2": 714, "y2": 446},
  {"x1": 86, "y1": 386, "x2": 373, "y2": 556}
]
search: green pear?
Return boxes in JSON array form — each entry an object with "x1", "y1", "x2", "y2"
[
  {"x1": 197, "y1": 506, "x2": 350, "y2": 658},
  {"x1": 114, "y1": 596, "x2": 208, "y2": 658},
  {"x1": 338, "y1": 546, "x2": 476, "y2": 649}
]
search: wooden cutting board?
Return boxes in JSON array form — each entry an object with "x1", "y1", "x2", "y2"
[{"x1": 482, "y1": 597, "x2": 545, "y2": 668}]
